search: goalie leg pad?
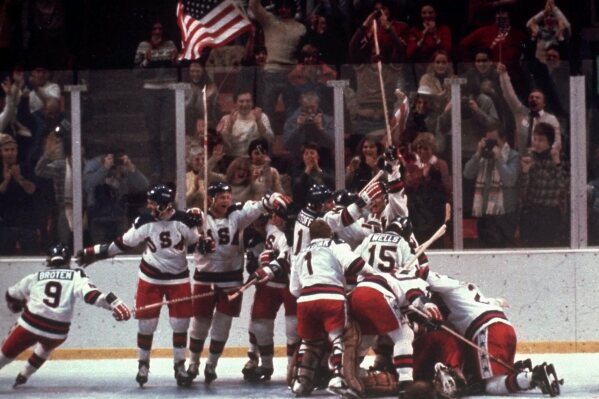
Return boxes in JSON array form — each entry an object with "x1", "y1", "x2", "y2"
[
  {"x1": 291, "y1": 339, "x2": 325, "y2": 396},
  {"x1": 342, "y1": 321, "x2": 365, "y2": 394}
]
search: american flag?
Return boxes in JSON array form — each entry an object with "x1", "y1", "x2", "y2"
[{"x1": 177, "y1": 0, "x2": 252, "y2": 60}]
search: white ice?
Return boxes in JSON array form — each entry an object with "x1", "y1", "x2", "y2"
[{"x1": 1, "y1": 354, "x2": 598, "y2": 398}]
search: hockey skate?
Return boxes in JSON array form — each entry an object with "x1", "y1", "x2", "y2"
[
  {"x1": 326, "y1": 375, "x2": 360, "y2": 399},
  {"x1": 397, "y1": 380, "x2": 414, "y2": 399},
  {"x1": 12, "y1": 373, "x2": 27, "y2": 388},
  {"x1": 136, "y1": 360, "x2": 149, "y2": 387},
  {"x1": 514, "y1": 358, "x2": 533, "y2": 372},
  {"x1": 174, "y1": 360, "x2": 192, "y2": 387},
  {"x1": 187, "y1": 361, "x2": 200, "y2": 380},
  {"x1": 204, "y1": 363, "x2": 218, "y2": 385},
  {"x1": 531, "y1": 362, "x2": 564, "y2": 397},
  {"x1": 242, "y1": 357, "x2": 261, "y2": 381}
]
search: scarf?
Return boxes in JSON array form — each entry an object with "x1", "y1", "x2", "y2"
[{"x1": 472, "y1": 143, "x2": 509, "y2": 217}]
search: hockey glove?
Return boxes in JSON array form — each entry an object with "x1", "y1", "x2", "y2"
[
  {"x1": 106, "y1": 293, "x2": 131, "y2": 321},
  {"x1": 76, "y1": 244, "x2": 109, "y2": 267},
  {"x1": 197, "y1": 236, "x2": 216, "y2": 254},
  {"x1": 259, "y1": 249, "x2": 276, "y2": 267},
  {"x1": 356, "y1": 181, "x2": 385, "y2": 208},
  {"x1": 262, "y1": 192, "x2": 292, "y2": 213},
  {"x1": 5, "y1": 291, "x2": 25, "y2": 313},
  {"x1": 423, "y1": 302, "x2": 443, "y2": 322},
  {"x1": 252, "y1": 266, "x2": 275, "y2": 285},
  {"x1": 185, "y1": 207, "x2": 203, "y2": 228}
]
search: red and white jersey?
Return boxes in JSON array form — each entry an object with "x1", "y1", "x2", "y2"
[
  {"x1": 7, "y1": 268, "x2": 108, "y2": 340},
  {"x1": 263, "y1": 220, "x2": 291, "y2": 288},
  {"x1": 193, "y1": 200, "x2": 266, "y2": 287},
  {"x1": 113, "y1": 210, "x2": 200, "y2": 285},
  {"x1": 291, "y1": 207, "x2": 318, "y2": 257},
  {"x1": 425, "y1": 271, "x2": 512, "y2": 340},
  {"x1": 290, "y1": 238, "x2": 369, "y2": 302},
  {"x1": 366, "y1": 168, "x2": 409, "y2": 231},
  {"x1": 324, "y1": 204, "x2": 379, "y2": 249},
  {"x1": 356, "y1": 271, "x2": 430, "y2": 309},
  {"x1": 354, "y1": 232, "x2": 415, "y2": 273}
]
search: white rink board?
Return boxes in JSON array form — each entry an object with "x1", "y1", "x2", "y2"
[{"x1": 1, "y1": 250, "x2": 599, "y2": 349}]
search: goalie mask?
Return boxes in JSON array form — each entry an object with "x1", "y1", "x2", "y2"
[
  {"x1": 147, "y1": 184, "x2": 175, "y2": 219},
  {"x1": 47, "y1": 243, "x2": 72, "y2": 268},
  {"x1": 433, "y1": 362, "x2": 467, "y2": 399}
]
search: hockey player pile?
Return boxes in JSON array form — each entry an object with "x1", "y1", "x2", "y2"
[{"x1": 0, "y1": 146, "x2": 564, "y2": 398}]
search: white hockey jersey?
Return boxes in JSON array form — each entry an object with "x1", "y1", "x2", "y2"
[
  {"x1": 357, "y1": 271, "x2": 430, "y2": 310},
  {"x1": 7, "y1": 268, "x2": 113, "y2": 339},
  {"x1": 193, "y1": 200, "x2": 267, "y2": 287},
  {"x1": 354, "y1": 232, "x2": 415, "y2": 273},
  {"x1": 324, "y1": 204, "x2": 378, "y2": 249},
  {"x1": 113, "y1": 210, "x2": 200, "y2": 285},
  {"x1": 263, "y1": 220, "x2": 291, "y2": 288},
  {"x1": 366, "y1": 167, "x2": 409, "y2": 230},
  {"x1": 290, "y1": 238, "x2": 370, "y2": 302},
  {"x1": 425, "y1": 271, "x2": 512, "y2": 340}
]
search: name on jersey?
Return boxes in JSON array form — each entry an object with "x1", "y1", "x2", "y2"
[
  {"x1": 371, "y1": 234, "x2": 400, "y2": 244},
  {"x1": 308, "y1": 240, "x2": 332, "y2": 249},
  {"x1": 296, "y1": 212, "x2": 314, "y2": 227},
  {"x1": 38, "y1": 270, "x2": 75, "y2": 281}
]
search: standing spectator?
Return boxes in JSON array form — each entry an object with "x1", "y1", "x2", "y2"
[
  {"x1": 526, "y1": 0, "x2": 570, "y2": 64},
  {"x1": 34, "y1": 125, "x2": 74, "y2": 246},
  {"x1": 497, "y1": 62, "x2": 561, "y2": 155},
  {"x1": 406, "y1": 3, "x2": 452, "y2": 74},
  {"x1": 83, "y1": 149, "x2": 150, "y2": 243},
  {"x1": 301, "y1": 11, "x2": 348, "y2": 68},
  {"x1": 1, "y1": 243, "x2": 130, "y2": 388},
  {"x1": 248, "y1": 138, "x2": 285, "y2": 199},
  {"x1": 283, "y1": 91, "x2": 334, "y2": 169},
  {"x1": 224, "y1": 157, "x2": 255, "y2": 203},
  {"x1": 519, "y1": 122, "x2": 568, "y2": 247},
  {"x1": 78, "y1": 185, "x2": 201, "y2": 388},
  {"x1": 464, "y1": 128, "x2": 520, "y2": 247},
  {"x1": 0, "y1": 133, "x2": 38, "y2": 255},
  {"x1": 217, "y1": 90, "x2": 274, "y2": 160},
  {"x1": 26, "y1": 66, "x2": 61, "y2": 115},
  {"x1": 248, "y1": 0, "x2": 306, "y2": 119},
  {"x1": 417, "y1": 50, "x2": 454, "y2": 113},
  {"x1": 185, "y1": 139, "x2": 224, "y2": 209},
  {"x1": 236, "y1": 25, "x2": 268, "y2": 109},
  {"x1": 134, "y1": 21, "x2": 178, "y2": 182},
  {"x1": 345, "y1": 135, "x2": 383, "y2": 192},
  {"x1": 291, "y1": 142, "x2": 334, "y2": 212},
  {"x1": 0, "y1": 75, "x2": 19, "y2": 135},
  {"x1": 287, "y1": 43, "x2": 337, "y2": 113},
  {"x1": 405, "y1": 134, "x2": 451, "y2": 247},
  {"x1": 457, "y1": 5, "x2": 526, "y2": 95},
  {"x1": 185, "y1": 61, "x2": 221, "y2": 134}
]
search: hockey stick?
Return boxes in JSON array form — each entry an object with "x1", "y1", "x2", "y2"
[
  {"x1": 132, "y1": 288, "x2": 215, "y2": 315},
  {"x1": 372, "y1": 19, "x2": 393, "y2": 146},
  {"x1": 408, "y1": 305, "x2": 517, "y2": 372},
  {"x1": 227, "y1": 277, "x2": 258, "y2": 301},
  {"x1": 404, "y1": 223, "x2": 447, "y2": 270},
  {"x1": 202, "y1": 86, "x2": 209, "y2": 235},
  {"x1": 359, "y1": 170, "x2": 384, "y2": 195}
]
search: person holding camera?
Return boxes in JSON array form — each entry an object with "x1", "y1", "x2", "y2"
[
  {"x1": 84, "y1": 149, "x2": 150, "y2": 243},
  {"x1": 283, "y1": 91, "x2": 334, "y2": 169},
  {"x1": 463, "y1": 127, "x2": 520, "y2": 248}
]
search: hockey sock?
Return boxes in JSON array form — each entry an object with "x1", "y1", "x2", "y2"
[
  {"x1": 138, "y1": 318, "x2": 158, "y2": 362},
  {"x1": 486, "y1": 375, "x2": 511, "y2": 394},
  {"x1": 207, "y1": 340, "x2": 225, "y2": 366},
  {"x1": 206, "y1": 311, "x2": 232, "y2": 366},
  {"x1": 259, "y1": 344, "x2": 274, "y2": 369},
  {"x1": 169, "y1": 317, "x2": 190, "y2": 363},
  {"x1": 248, "y1": 332, "x2": 258, "y2": 358},
  {"x1": 329, "y1": 331, "x2": 344, "y2": 375},
  {"x1": 189, "y1": 338, "x2": 204, "y2": 363},
  {"x1": 389, "y1": 326, "x2": 415, "y2": 382},
  {"x1": 22, "y1": 345, "x2": 51, "y2": 378}
]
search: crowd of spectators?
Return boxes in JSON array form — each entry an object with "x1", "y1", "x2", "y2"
[{"x1": 0, "y1": 0, "x2": 592, "y2": 254}]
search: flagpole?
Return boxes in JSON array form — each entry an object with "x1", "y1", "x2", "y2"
[
  {"x1": 372, "y1": 19, "x2": 393, "y2": 147},
  {"x1": 202, "y1": 85, "x2": 209, "y2": 236}
]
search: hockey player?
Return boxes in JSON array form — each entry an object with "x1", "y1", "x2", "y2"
[
  {"x1": 291, "y1": 184, "x2": 335, "y2": 257},
  {"x1": 242, "y1": 200, "x2": 299, "y2": 382},
  {"x1": 418, "y1": 267, "x2": 563, "y2": 396},
  {"x1": 187, "y1": 181, "x2": 290, "y2": 384},
  {"x1": 348, "y1": 271, "x2": 443, "y2": 397},
  {"x1": 354, "y1": 215, "x2": 415, "y2": 273},
  {"x1": 1, "y1": 244, "x2": 131, "y2": 387},
  {"x1": 77, "y1": 184, "x2": 201, "y2": 387},
  {"x1": 289, "y1": 219, "x2": 373, "y2": 398}
]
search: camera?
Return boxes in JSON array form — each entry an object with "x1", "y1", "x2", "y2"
[
  {"x1": 374, "y1": 9, "x2": 382, "y2": 18},
  {"x1": 305, "y1": 113, "x2": 316, "y2": 123},
  {"x1": 481, "y1": 139, "x2": 497, "y2": 159}
]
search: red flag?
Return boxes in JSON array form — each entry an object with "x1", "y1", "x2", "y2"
[{"x1": 177, "y1": 0, "x2": 252, "y2": 60}]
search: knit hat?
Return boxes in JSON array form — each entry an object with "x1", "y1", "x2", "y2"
[{"x1": 0, "y1": 133, "x2": 16, "y2": 147}]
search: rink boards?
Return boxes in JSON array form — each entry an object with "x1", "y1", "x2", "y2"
[{"x1": 1, "y1": 249, "x2": 598, "y2": 359}]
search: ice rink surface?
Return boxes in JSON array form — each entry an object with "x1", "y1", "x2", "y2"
[{"x1": 1, "y1": 354, "x2": 599, "y2": 399}]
